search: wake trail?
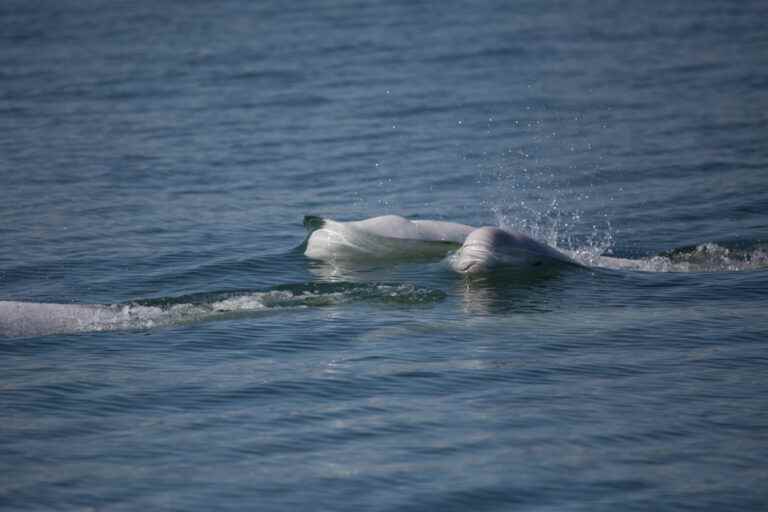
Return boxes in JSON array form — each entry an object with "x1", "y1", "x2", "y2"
[
  {"x1": 0, "y1": 283, "x2": 444, "y2": 337},
  {"x1": 566, "y1": 242, "x2": 768, "y2": 273}
]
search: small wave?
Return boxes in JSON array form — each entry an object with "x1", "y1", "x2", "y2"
[
  {"x1": 568, "y1": 243, "x2": 768, "y2": 273},
  {"x1": 0, "y1": 283, "x2": 444, "y2": 337}
]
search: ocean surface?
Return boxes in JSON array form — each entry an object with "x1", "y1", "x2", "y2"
[{"x1": 2, "y1": 0, "x2": 768, "y2": 509}]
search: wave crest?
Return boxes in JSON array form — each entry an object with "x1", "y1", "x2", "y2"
[{"x1": 569, "y1": 243, "x2": 768, "y2": 273}]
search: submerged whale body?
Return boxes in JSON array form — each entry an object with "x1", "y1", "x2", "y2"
[
  {"x1": 0, "y1": 300, "x2": 132, "y2": 337},
  {"x1": 303, "y1": 215, "x2": 573, "y2": 272}
]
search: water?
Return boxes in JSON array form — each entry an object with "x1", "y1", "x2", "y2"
[{"x1": 2, "y1": 0, "x2": 768, "y2": 509}]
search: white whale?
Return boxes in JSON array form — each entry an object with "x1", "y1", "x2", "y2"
[{"x1": 303, "y1": 215, "x2": 574, "y2": 272}]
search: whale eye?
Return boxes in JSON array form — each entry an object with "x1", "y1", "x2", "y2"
[{"x1": 532, "y1": 260, "x2": 543, "y2": 267}]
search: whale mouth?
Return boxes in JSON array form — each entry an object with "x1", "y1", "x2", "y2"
[
  {"x1": 453, "y1": 243, "x2": 495, "y2": 273},
  {"x1": 453, "y1": 239, "x2": 547, "y2": 274},
  {"x1": 457, "y1": 260, "x2": 480, "y2": 273}
]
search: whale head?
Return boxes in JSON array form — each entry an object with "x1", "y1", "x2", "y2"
[
  {"x1": 452, "y1": 227, "x2": 571, "y2": 273},
  {"x1": 452, "y1": 227, "x2": 525, "y2": 273}
]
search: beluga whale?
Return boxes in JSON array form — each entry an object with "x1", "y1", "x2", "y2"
[
  {"x1": 303, "y1": 215, "x2": 574, "y2": 272},
  {"x1": 449, "y1": 226, "x2": 574, "y2": 273}
]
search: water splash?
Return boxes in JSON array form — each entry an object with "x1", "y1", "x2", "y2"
[
  {"x1": 481, "y1": 162, "x2": 765, "y2": 274},
  {"x1": 652, "y1": 242, "x2": 768, "y2": 272},
  {"x1": 567, "y1": 242, "x2": 768, "y2": 273},
  {"x1": 487, "y1": 181, "x2": 614, "y2": 263},
  {"x1": 481, "y1": 152, "x2": 615, "y2": 259}
]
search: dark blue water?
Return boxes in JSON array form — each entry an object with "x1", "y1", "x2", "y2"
[{"x1": 2, "y1": 0, "x2": 768, "y2": 510}]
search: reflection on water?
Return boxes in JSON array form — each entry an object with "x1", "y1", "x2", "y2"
[
  {"x1": 306, "y1": 258, "x2": 404, "y2": 283},
  {"x1": 457, "y1": 267, "x2": 568, "y2": 315},
  {"x1": 306, "y1": 251, "x2": 579, "y2": 317},
  {"x1": 305, "y1": 254, "x2": 456, "y2": 284}
]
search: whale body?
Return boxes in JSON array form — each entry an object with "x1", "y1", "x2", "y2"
[
  {"x1": 304, "y1": 215, "x2": 574, "y2": 272},
  {"x1": 303, "y1": 215, "x2": 475, "y2": 260}
]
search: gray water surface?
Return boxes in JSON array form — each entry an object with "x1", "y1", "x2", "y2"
[{"x1": 1, "y1": 0, "x2": 767, "y2": 510}]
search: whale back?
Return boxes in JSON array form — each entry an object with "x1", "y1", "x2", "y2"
[
  {"x1": 304, "y1": 215, "x2": 474, "y2": 260},
  {"x1": 303, "y1": 216, "x2": 574, "y2": 271}
]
